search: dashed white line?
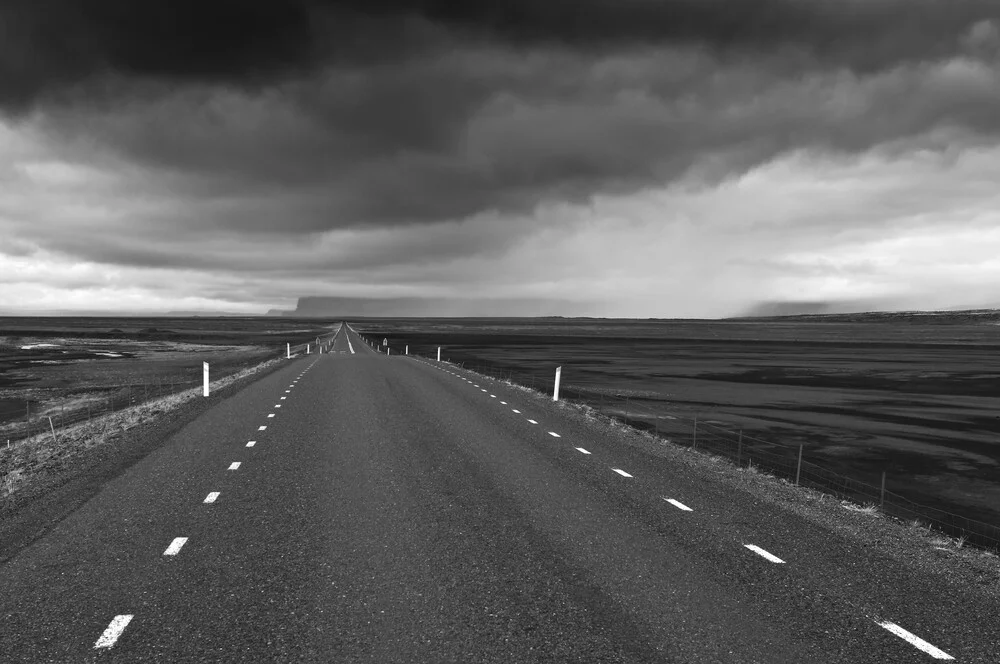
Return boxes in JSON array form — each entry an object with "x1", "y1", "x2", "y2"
[
  {"x1": 500, "y1": 401, "x2": 507, "y2": 405},
  {"x1": 548, "y1": 431, "x2": 561, "y2": 438},
  {"x1": 877, "y1": 621, "x2": 954, "y2": 660},
  {"x1": 611, "y1": 468, "x2": 633, "y2": 478},
  {"x1": 664, "y1": 498, "x2": 693, "y2": 511},
  {"x1": 280, "y1": 396, "x2": 287, "y2": 400},
  {"x1": 490, "y1": 394, "x2": 497, "y2": 398},
  {"x1": 512, "y1": 409, "x2": 521, "y2": 414},
  {"x1": 527, "y1": 419, "x2": 538, "y2": 424},
  {"x1": 204, "y1": 492, "x2": 220, "y2": 503},
  {"x1": 744, "y1": 544, "x2": 785, "y2": 563},
  {"x1": 575, "y1": 447, "x2": 591, "y2": 455},
  {"x1": 163, "y1": 537, "x2": 188, "y2": 556},
  {"x1": 228, "y1": 462, "x2": 241, "y2": 470},
  {"x1": 246, "y1": 440, "x2": 256, "y2": 447},
  {"x1": 94, "y1": 615, "x2": 133, "y2": 649},
  {"x1": 285, "y1": 390, "x2": 291, "y2": 393},
  {"x1": 274, "y1": 404, "x2": 281, "y2": 408},
  {"x1": 267, "y1": 413, "x2": 275, "y2": 418},
  {"x1": 258, "y1": 425, "x2": 267, "y2": 431}
]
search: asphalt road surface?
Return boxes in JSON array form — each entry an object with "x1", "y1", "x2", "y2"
[{"x1": 0, "y1": 324, "x2": 995, "y2": 662}]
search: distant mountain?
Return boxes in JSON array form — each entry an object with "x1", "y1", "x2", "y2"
[{"x1": 287, "y1": 296, "x2": 588, "y2": 317}]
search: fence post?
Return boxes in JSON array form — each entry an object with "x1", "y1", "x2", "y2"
[
  {"x1": 47, "y1": 416, "x2": 58, "y2": 444},
  {"x1": 692, "y1": 416, "x2": 698, "y2": 449},
  {"x1": 795, "y1": 444, "x2": 803, "y2": 485},
  {"x1": 880, "y1": 471, "x2": 887, "y2": 507},
  {"x1": 737, "y1": 429, "x2": 743, "y2": 465},
  {"x1": 553, "y1": 366, "x2": 562, "y2": 401},
  {"x1": 203, "y1": 362, "x2": 210, "y2": 397}
]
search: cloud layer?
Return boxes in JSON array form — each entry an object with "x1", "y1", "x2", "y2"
[{"x1": 2, "y1": 1, "x2": 999, "y2": 315}]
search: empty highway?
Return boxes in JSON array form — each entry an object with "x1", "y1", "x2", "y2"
[{"x1": 0, "y1": 324, "x2": 995, "y2": 662}]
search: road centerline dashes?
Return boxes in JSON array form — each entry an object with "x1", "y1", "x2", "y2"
[
  {"x1": 94, "y1": 615, "x2": 133, "y2": 649},
  {"x1": 228, "y1": 462, "x2": 241, "y2": 470},
  {"x1": 575, "y1": 447, "x2": 591, "y2": 455},
  {"x1": 664, "y1": 498, "x2": 693, "y2": 511},
  {"x1": 204, "y1": 492, "x2": 220, "y2": 503},
  {"x1": 876, "y1": 621, "x2": 954, "y2": 660},
  {"x1": 163, "y1": 537, "x2": 188, "y2": 556},
  {"x1": 611, "y1": 468, "x2": 633, "y2": 478},
  {"x1": 744, "y1": 544, "x2": 785, "y2": 564}
]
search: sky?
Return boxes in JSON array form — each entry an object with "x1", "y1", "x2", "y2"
[{"x1": 2, "y1": 0, "x2": 1000, "y2": 318}]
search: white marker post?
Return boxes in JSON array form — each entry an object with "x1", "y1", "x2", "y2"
[
  {"x1": 405, "y1": 345, "x2": 409, "y2": 355},
  {"x1": 203, "y1": 362, "x2": 210, "y2": 397},
  {"x1": 286, "y1": 343, "x2": 290, "y2": 359},
  {"x1": 553, "y1": 366, "x2": 562, "y2": 401},
  {"x1": 307, "y1": 344, "x2": 310, "y2": 354},
  {"x1": 437, "y1": 347, "x2": 441, "y2": 362}
]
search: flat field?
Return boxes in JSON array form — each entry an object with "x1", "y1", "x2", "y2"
[
  {"x1": 356, "y1": 313, "x2": 1000, "y2": 531},
  {"x1": 0, "y1": 316, "x2": 337, "y2": 436}
]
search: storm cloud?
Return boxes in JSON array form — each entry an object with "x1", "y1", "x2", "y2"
[{"x1": 2, "y1": 1, "x2": 1000, "y2": 315}]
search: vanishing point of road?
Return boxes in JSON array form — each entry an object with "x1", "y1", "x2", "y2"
[{"x1": 0, "y1": 324, "x2": 995, "y2": 662}]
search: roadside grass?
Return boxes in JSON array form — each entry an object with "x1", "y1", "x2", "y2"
[{"x1": 0, "y1": 356, "x2": 284, "y2": 503}]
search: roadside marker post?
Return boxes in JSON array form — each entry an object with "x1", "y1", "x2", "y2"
[
  {"x1": 437, "y1": 347, "x2": 441, "y2": 362},
  {"x1": 203, "y1": 362, "x2": 209, "y2": 397},
  {"x1": 795, "y1": 444, "x2": 803, "y2": 485},
  {"x1": 553, "y1": 366, "x2": 562, "y2": 402},
  {"x1": 286, "y1": 343, "x2": 290, "y2": 359},
  {"x1": 307, "y1": 344, "x2": 310, "y2": 354},
  {"x1": 405, "y1": 345, "x2": 409, "y2": 355}
]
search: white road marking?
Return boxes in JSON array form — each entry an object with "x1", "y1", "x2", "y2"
[
  {"x1": 527, "y1": 419, "x2": 538, "y2": 424},
  {"x1": 228, "y1": 462, "x2": 241, "y2": 470},
  {"x1": 664, "y1": 498, "x2": 693, "y2": 511},
  {"x1": 500, "y1": 401, "x2": 507, "y2": 405},
  {"x1": 548, "y1": 432, "x2": 561, "y2": 437},
  {"x1": 744, "y1": 544, "x2": 785, "y2": 563},
  {"x1": 258, "y1": 425, "x2": 267, "y2": 431},
  {"x1": 246, "y1": 440, "x2": 256, "y2": 447},
  {"x1": 490, "y1": 394, "x2": 497, "y2": 398},
  {"x1": 285, "y1": 390, "x2": 291, "y2": 393},
  {"x1": 275, "y1": 404, "x2": 281, "y2": 408},
  {"x1": 512, "y1": 409, "x2": 521, "y2": 414},
  {"x1": 267, "y1": 413, "x2": 275, "y2": 418},
  {"x1": 877, "y1": 621, "x2": 954, "y2": 660},
  {"x1": 481, "y1": 389, "x2": 488, "y2": 392},
  {"x1": 348, "y1": 338, "x2": 355, "y2": 354},
  {"x1": 280, "y1": 396, "x2": 287, "y2": 400},
  {"x1": 611, "y1": 468, "x2": 633, "y2": 478},
  {"x1": 576, "y1": 447, "x2": 591, "y2": 455},
  {"x1": 94, "y1": 615, "x2": 133, "y2": 649},
  {"x1": 163, "y1": 537, "x2": 188, "y2": 556},
  {"x1": 204, "y1": 492, "x2": 220, "y2": 503}
]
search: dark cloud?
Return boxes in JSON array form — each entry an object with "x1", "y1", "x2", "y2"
[
  {"x1": 4, "y1": 0, "x2": 1000, "y2": 239},
  {"x1": 4, "y1": 0, "x2": 999, "y2": 111}
]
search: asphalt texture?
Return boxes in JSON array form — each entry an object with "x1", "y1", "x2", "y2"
[{"x1": 0, "y1": 323, "x2": 995, "y2": 662}]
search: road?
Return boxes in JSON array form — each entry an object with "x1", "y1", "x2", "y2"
[{"x1": 0, "y1": 323, "x2": 995, "y2": 662}]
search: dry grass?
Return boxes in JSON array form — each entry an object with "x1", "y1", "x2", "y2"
[{"x1": 0, "y1": 357, "x2": 282, "y2": 502}]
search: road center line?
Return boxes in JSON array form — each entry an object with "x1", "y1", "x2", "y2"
[
  {"x1": 500, "y1": 401, "x2": 507, "y2": 405},
  {"x1": 664, "y1": 498, "x2": 693, "y2": 511},
  {"x1": 512, "y1": 409, "x2": 521, "y2": 414},
  {"x1": 163, "y1": 537, "x2": 188, "y2": 556},
  {"x1": 258, "y1": 425, "x2": 267, "y2": 431},
  {"x1": 94, "y1": 615, "x2": 133, "y2": 649},
  {"x1": 527, "y1": 419, "x2": 538, "y2": 424},
  {"x1": 280, "y1": 396, "x2": 286, "y2": 400},
  {"x1": 576, "y1": 447, "x2": 591, "y2": 455},
  {"x1": 246, "y1": 440, "x2": 256, "y2": 447},
  {"x1": 744, "y1": 544, "x2": 785, "y2": 563},
  {"x1": 204, "y1": 492, "x2": 220, "y2": 503},
  {"x1": 548, "y1": 431, "x2": 561, "y2": 437},
  {"x1": 228, "y1": 462, "x2": 241, "y2": 470},
  {"x1": 267, "y1": 413, "x2": 275, "y2": 418},
  {"x1": 876, "y1": 621, "x2": 954, "y2": 660},
  {"x1": 275, "y1": 404, "x2": 281, "y2": 408},
  {"x1": 490, "y1": 394, "x2": 497, "y2": 398},
  {"x1": 611, "y1": 468, "x2": 633, "y2": 478}
]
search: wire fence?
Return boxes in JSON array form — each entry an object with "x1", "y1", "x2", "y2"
[
  {"x1": 376, "y1": 338, "x2": 1000, "y2": 554},
  {"x1": 0, "y1": 335, "x2": 335, "y2": 452}
]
